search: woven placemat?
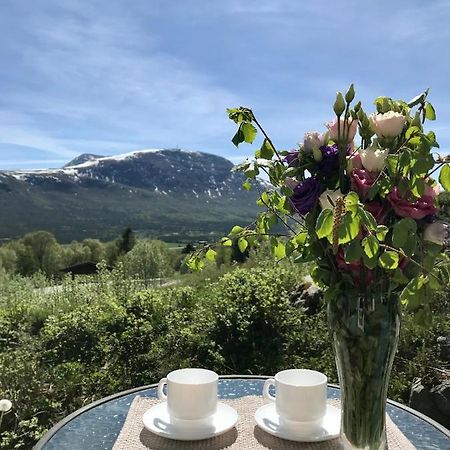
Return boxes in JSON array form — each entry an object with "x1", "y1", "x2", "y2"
[{"x1": 112, "y1": 396, "x2": 416, "y2": 449}]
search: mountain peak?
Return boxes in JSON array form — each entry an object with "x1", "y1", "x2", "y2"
[
  {"x1": 64, "y1": 154, "x2": 103, "y2": 168},
  {"x1": 64, "y1": 148, "x2": 210, "y2": 169}
]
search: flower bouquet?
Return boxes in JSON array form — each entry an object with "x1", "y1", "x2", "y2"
[{"x1": 187, "y1": 86, "x2": 450, "y2": 449}]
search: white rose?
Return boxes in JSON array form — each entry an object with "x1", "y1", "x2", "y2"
[
  {"x1": 303, "y1": 131, "x2": 325, "y2": 153},
  {"x1": 0, "y1": 399, "x2": 12, "y2": 413},
  {"x1": 359, "y1": 145, "x2": 388, "y2": 173},
  {"x1": 370, "y1": 111, "x2": 406, "y2": 139},
  {"x1": 319, "y1": 189, "x2": 343, "y2": 210},
  {"x1": 423, "y1": 221, "x2": 449, "y2": 245}
]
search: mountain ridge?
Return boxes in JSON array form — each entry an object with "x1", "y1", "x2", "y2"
[{"x1": 0, "y1": 149, "x2": 260, "y2": 242}]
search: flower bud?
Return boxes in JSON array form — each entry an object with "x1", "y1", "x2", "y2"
[
  {"x1": 333, "y1": 92, "x2": 345, "y2": 116},
  {"x1": 354, "y1": 101, "x2": 361, "y2": 113},
  {"x1": 345, "y1": 84, "x2": 355, "y2": 103}
]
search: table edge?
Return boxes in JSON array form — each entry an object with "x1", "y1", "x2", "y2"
[{"x1": 33, "y1": 374, "x2": 450, "y2": 449}]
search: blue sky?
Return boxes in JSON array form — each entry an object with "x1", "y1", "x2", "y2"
[{"x1": 1, "y1": 0, "x2": 449, "y2": 169}]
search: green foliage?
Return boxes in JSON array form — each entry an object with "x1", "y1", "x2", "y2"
[
  {"x1": 123, "y1": 240, "x2": 175, "y2": 280},
  {"x1": 439, "y1": 164, "x2": 450, "y2": 192},
  {"x1": 0, "y1": 265, "x2": 448, "y2": 448}
]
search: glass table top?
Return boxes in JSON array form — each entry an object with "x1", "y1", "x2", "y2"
[{"x1": 36, "y1": 377, "x2": 450, "y2": 450}]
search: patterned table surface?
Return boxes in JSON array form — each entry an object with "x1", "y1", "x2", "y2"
[{"x1": 35, "y1": 377, "x2": 450, "y2": 450}]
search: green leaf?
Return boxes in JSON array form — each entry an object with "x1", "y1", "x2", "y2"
[
  {"x1": 392, "y1": 218, "x2": 417, "y2": 249},
  {"x1": 358, "y1": 206, "x2": 377, "y2": 230},
  {"x1": 392, "y1": 268, "x2": 409, "y2": 284},
  {"x1": 260, "y1": 139, "x2": 274, "y2": 159},
  {"x1": 378, "y1": 251, "x2": 399, "y2": 270},
  {"x1": 375, "y1": 225, "x2": 389, "y2": 241},
  {"x1": 271, "y1": 239, "x2": 286, "y2": 260},
  {"x1": 221, "y1": 237, "x2": 232, "y2": 246},
  {"x1": 294, "y1": 232, "x2": 308, "y2": 246},
  {"x1": 363, "y1": 252, "x2": 378, "y2": 269},
  {"x1": 345, "y1": 240, "x2": 362, "y2": 262},
  {"x1": 345, "y1": 192, "x2": 359, "y2": 214},
  {"x1": 338, "y1": 213, "x2": 360, "y2": 244},
  {"x1": 394, "y1": 217, "x2": 418, "y2": 244},
  {"x1": 400, "y1": 275, "x2": 428, "y2": 309},
  {"x1": 439, "y1": 164, "x2": 450, "y2": 192},
  {"x1": 238, "y1": 237, "x2": 248, "y2": 253},
  {"x1": 362, "y1": 235, "x2": 379, "y2": 259},
  {"x1": 410, "y1": 177, "x2": 425, "y2": 198},
  {"x1": 386, "y1": 155, "x2": 399, "y2": 177},
  {"x1": 315, "y1": 209, "x2": 334, "y2": 239},
  {"x1": 227, "y1": 107, "x2": 253, "y2": 124},
  {"x1": 405, "y1": 126, "x2": 420, "y2": 140},
  {"x1": 231, "y1": 125, "x2": 245, "y2": 147},
  {"x1": 242, "y1": 122, "x2": 257, "y2": 144},
  {"x1": 205, "y1": 249, "x2": 217, "y2": 261},
  {"x1": 230, "y1": 226, "x2": 244, "y2": 236},
  {"x1": 186, "y1": 255, "x2": 204, "y2": 271},
  {"x1": 425, "y1": 102, "x2": 436, "y2": 120},
  {"x1": 243, "y1": 179, "x2": 252, "y2": 191},
  {"x1": 412, "y1": 154, "x2": 435, "y2": 176}
]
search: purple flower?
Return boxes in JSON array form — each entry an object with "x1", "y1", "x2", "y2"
[
  {"x1": 317, "y1": 145, "x2": 339, "y2": 174},
  {"x1": 290, "y1": 177, "x2": 321, "y2": 215},
  {"x1": 284, "y1": 151, "x2": 299, "y2": 167}
]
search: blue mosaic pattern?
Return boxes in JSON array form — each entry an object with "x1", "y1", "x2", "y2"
[{"x1": 42, "y1": 379, "x2": 449, "y2": 450}]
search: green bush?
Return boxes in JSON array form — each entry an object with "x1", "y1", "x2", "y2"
[{"x1": 0, "y1": 264, "x2": 448, "y2": 449}]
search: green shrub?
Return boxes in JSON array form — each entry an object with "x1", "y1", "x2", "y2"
[{"x1": 0, "y1": 263, "x2": 448, "y2": 449}]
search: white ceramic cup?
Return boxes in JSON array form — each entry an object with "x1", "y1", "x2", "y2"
[
  {"x1": 157, "y1": 368, "x2": 218, "y2": 420},
  {"x1": 263, "y1": 369, "x2": 327, "y2": 422}
]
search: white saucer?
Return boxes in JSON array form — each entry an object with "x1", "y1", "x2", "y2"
[
  {"x1": 142, "y1": 402, "x2": 238, "y2": 441},
  {"x1": 255, "y1": 403, "x2": 341, "y2": 442}
]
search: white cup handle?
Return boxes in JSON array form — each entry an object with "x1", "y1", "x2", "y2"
[
  {"x1": 157, "y1": 377, "x2": 167, "y2": 400},
  {"x1": 263, "y1": 378, "x2": 276, "y2": 402}
]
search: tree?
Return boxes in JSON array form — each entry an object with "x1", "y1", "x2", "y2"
[
  {"x1": 124, "y1": 240, "x2": 174, "y2": 280},
  {"x1": 20, "y1": 231, "x2": 60, "y2": 275},
  {"x1": 118, "y1": 227, "x2": 136, "y2": 254},
  {"x1": 181, "y1": 243, "x2": 195, "y2": 254}
]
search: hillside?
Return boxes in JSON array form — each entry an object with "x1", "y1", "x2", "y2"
[{"x1": 0, "y1": 149, "x2": 261, "y2": 242}]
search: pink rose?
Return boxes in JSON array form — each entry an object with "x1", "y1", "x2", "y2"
[
  {"x1": 365, "y1": 201, "x2": 388, "y2": 224},
  {"x1": 388, "y1": 184, "x2": 438, "y2": 219},
  {"x1": 326, "y1": 117, "x2": 358, "y2": 143},
  {"x1": 350, "y1": 169, "x2": 376, "y2": 199},
  {"x1": 347, "y1": 152, "x2": 363, "y2": 170}
]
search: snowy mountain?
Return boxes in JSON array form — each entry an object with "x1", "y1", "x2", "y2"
[{"x1": 0, "y1": 149, "x2": 260, "y2": 242}]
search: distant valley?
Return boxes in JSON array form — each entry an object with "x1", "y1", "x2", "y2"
[{"x1": 0, "y1": 149, "x2": 261, "y2": 243}]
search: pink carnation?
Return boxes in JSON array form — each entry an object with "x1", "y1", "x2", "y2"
[
  {"x1": 388, "y1": 184, "x2": 437, "y2": 220},
  {"x1": 350, "y1": 169, "x2": 376, "y2": 199}
]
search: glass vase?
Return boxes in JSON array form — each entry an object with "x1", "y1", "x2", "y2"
[{"x1": 327, "y1": 291, "x2": 401, "y2": 450}]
